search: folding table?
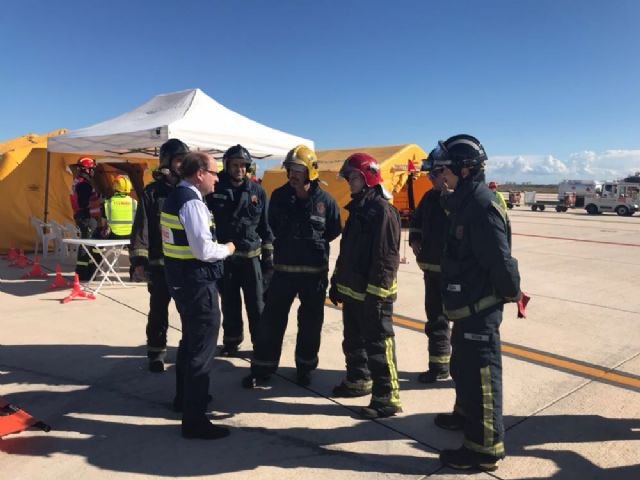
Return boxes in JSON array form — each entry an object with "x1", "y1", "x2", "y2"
[{"x1": 62, "y1": 238, "x2": 130, "y2": 294}]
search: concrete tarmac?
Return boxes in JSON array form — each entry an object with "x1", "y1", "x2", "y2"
[{"x1": 1, "y1": 207, "x2": 639, "y2": 479}]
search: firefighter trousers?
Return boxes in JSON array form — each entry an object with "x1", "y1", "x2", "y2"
[
  {"x1": 251, "y1": 271, "x2": 327, "y2": 377},
  {"x1": 450, "y1": 306, "x2": 505, "y2": 458},
  {"x1": 219, "y1": 256, "x2": 264, "y2": 349},
  {"x1": 146, "y1": 266, "x2": 172, "y2": 361},
  {"x1": 171, "y1": 279, "x2": 221, "y2": 426},
  {"x1": 74, "y1": 218, "x2": 98, "y2": 281},
  {"x1": 341, "y1": 297, "x2": 401, "y2": 407},
  {"x1": 424, "y1": 271, "x2": 451, "y2": 373}
]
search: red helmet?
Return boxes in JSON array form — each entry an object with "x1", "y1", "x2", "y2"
[
  {"x1": 339, "y1": 153, "x2": 382, "y2": 188},
  {"x1": 77, "y1": 157, "x2": 96, "y2": 172},
  {"x1": 488, "y1": 181, "x2": 498, "y2": 190}
]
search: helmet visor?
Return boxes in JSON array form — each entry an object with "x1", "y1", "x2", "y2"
[{"x1": 430, "y1": 141, "x2": 452, "y2": 168}]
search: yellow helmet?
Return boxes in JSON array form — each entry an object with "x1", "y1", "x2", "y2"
[
  {"x1": 113, "y1": 175, "x2": 132, "y2": 194},
  {"x1": 283, "y1": 144, "x2": 319, "y2": 181}
]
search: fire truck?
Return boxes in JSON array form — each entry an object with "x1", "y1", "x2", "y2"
[{"x1": 583, "y1": 180, "x2": 640, "y2": 216}]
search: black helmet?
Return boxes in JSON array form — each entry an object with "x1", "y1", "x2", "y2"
[
  {"x1": 421, "y1": 147, "x2": 445, "y2": 173},
  {"x1": 159, "y1": 138, "x2": 189, "y2": 168},
  {"x1": 222, "y1": 144, "x2": 252, "y2": 171},
  {"x1": 431, "y1": 134, "x2": 487, "y2": 174}
]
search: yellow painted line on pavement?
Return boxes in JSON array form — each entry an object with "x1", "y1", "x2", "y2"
[{"x1": 325, "y1": 299, "x2": 640, "y2": 390}]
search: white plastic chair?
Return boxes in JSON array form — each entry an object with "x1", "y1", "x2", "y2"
[
  {"x1": 50, "y1": 220, "x2": 80, "y2": 256},
  {"x1": 31, "y1": 216, "x2": 57, "y2": 257}
]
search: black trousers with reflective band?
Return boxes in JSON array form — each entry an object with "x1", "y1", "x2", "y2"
[
  {"x1": 450, "y1": 306, "x2": 505, "y2": 457},
  {"x1": 74, "y1": 218, "x2": 98, "y2": 281},
  {"x1": 251, "y1": 271, "x2": 327, "y2": 376},
  {"x1": 341, "y1": 297, "x2": 401, "y2": 406},
  {"x1": 170, "y1": 279, "x2": 221, "y2": 426},
  {"x1": 424, "y1": 271, "x2": 451, "y2": 371},
  {"x1": 146, "y1": 266, "x2": 171, "y2": 356},
  {"x1": 219, "y1": 256, "x2": 264, "y2": 348}
]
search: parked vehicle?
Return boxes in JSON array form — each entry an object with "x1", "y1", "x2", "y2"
[
  {"x1": 524, "y1": 191, "x2": 576, "y2": 212},
  {"x1": 506, "y1": 191, "x2": 522, "y2": 209},
  {"x1": 584, "y1": 180, "x2": 640, "y2": 216},
  {"x1": 557, "y1": 179, "x2": 602, "y2": 208}
]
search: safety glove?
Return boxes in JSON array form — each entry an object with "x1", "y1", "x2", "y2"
[
  {"x1": 328, "y1": 277, "x2": 341, "y2": 306},
  {"x1": 261, "y1": 250, "x2": 274, "y2": 289}
]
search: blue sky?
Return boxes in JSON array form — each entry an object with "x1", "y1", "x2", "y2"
[{"x1": 2, "y1": 0, "x2": 640, "y2": 183}]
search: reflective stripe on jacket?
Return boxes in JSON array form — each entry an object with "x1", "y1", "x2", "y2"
[
  {"x1": 269, "y1": 182, "x2": 341, "y2": 273},
  {"x1": 333, "y1": 187, "x2": 400, "y2": 302}
]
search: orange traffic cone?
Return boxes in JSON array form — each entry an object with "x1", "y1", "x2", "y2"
[
  {"x1": 3, "y1": 247, "x2": 18, "y2": 261},
  {"x1": 47, "y1": 264, "x2": 71, "y2": 289},
  {"x1": 9, "y1": 250, "x2": 32, "y2": 268},
  {"x1": 61, "y1": 274, "x2": 96, "y2": 304},
  {"x1": 22, "y1": 256, "x2": 49, "y2": 279}
]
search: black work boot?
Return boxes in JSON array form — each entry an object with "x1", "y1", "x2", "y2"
[
  {"x1": 218, "y1": 344, "x2": 240, "y2": 357},
  {"x1": 332, "y1": 378, "x2": 373, "y2": 398},
  {"x1": 440, "y1": 446, "x2": 503, "y2": 472},
  {"x1": 241, "y1": 373, "x2": 270, "y2": 389},
  {"x1": 417, "y1": 369, "x2": 450, "y2": 384},
  {"x1": 359, "y1": 402, "x2": 403, "y2": 419},
  {"x1": 181, "y1": 420, "x2": 230, "y2": 440},
  {"x1": 434, "y1": 411, "x2": 464, "y2": 431},
  {"x1": 148, "y1": 349, "x2": 167, "y2": 373},
  {"x1": 296, "y1": 370, "x2": 312, "y2": 387}
]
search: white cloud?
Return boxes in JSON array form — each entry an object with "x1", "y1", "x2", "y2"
[{"x1": 486, "y1": 149, "x2": 640, "y2": 184}]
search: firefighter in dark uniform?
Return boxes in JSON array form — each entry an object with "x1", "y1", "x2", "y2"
[
  {"x1": 161, "y1": 151, "x2": 235, "y2": 439},
  {"x1": 130, "y1": 139, "x2": 189, "y2": 372},
  {"x1": 431, "y1": 134, "x2": 521, "y2": 472},
  {"x1": 242, "y1": 145, "x2": 341, "y2": 388},
  {"x1": 206, "y1": 145, "x2": 274, "y2": 356},
  {"x1": 329, "y1": 153, "x2": 402, "y2": 419},
  {"x1": 70, "y1": 157, "x2": 103, "y2": 280},
  {"x1": 409, "y1": 151, "x2": 452, "y2": 384}
]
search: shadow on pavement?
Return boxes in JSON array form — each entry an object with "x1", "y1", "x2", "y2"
[{"x1": 1, "y1": 344, "x2": 638, "y2": 478}]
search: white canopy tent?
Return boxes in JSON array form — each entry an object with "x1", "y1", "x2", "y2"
[{"x1": 47, "y1": 88, "x2": 314, "y2": 158}]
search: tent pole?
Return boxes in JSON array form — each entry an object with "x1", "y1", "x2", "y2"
[{"x1": 44, "y1": 151, "x2": 51, "y2": 223}]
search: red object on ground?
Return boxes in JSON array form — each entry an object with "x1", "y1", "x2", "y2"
[
  {"x1": 22, "y1": 256, "x2": 49, "y2": 279},
  {"x1": 517, "y1": 292, "x2": 531, "y2": 318},
  {"x1": 3, "y1": 247, "x2": 18, "y2": 261},
  {"x1": 9, "y1": 249, "x2": 31, "y2": 268},
  {"x1": 0, "y1": 397, "x2": 51, "y2": 437},
  {"x1": 48, "y1": 264, "x2": 71, "y2": 289},
  {"x1": 61, "y1": 273, "x2": 96, "y2": 304}
]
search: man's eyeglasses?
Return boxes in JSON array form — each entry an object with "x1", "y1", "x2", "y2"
[{"x1": 202, "y1": 169, "x2": 218, "y2": 177}]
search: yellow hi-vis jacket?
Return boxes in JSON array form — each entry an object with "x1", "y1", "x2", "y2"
[{"x1": 105, "y1": 193, "x2": 137, "y2": 236}]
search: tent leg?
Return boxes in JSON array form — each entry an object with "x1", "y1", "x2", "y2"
[{"x1": 44, "y1": 151, "x2": 51, "y2": 223}]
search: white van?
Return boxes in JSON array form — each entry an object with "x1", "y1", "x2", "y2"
[{"x1": 557, "y1": 180, "x2": 601, "y2": 207}]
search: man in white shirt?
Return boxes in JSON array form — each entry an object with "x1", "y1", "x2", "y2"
[{"x1": 160, "y1": 152, "x2": 235, "y2": 439}]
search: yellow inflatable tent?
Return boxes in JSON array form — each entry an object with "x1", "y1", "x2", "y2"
[
  {"x1": 0, "y1": 130, "x2": 156, "y2": 253},
  {"x1": 261, "y1": 144, "x2": 430, "y2": 221}
]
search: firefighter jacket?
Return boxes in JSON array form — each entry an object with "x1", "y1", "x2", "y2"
[
  {"x1": 269, "y1": 181, "x2": 341, "y2": 274},
  {"x1": 332, "y1": 187, "x2": 401, "y2": 302},
  {"x1": 205, "y1": 172, "x2": 273, "y2": 259},
  {"x1": 130, "y1": 176, "x2": 175, "y2": 269},
  {"x1": 105, "y1": 193, "x2": 137, "y2": 236},
  {"x1": 70, "y1": 175, "x2": 102, "y2": 221},
  {"x1": 160, "y1": 184, "x2": 223, "y2": 283},
  {"x1": 409, "y1": 188, "x2": 448, "y2": 273},
  {"x1": 440, "y1": 175, "x2": 520, "y2": 320}
]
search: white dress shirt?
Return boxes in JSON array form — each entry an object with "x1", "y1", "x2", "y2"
[{"x1": 177, "y1": 180, "x2": 230, "y2": 262}]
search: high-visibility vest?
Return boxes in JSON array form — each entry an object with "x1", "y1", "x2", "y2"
[
  {"x1": 160, "y1": 185, "x2": 223, "y2": 280},
  {"x1": 105, "y1": 193, "x2": 137, "y2": 236}
]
